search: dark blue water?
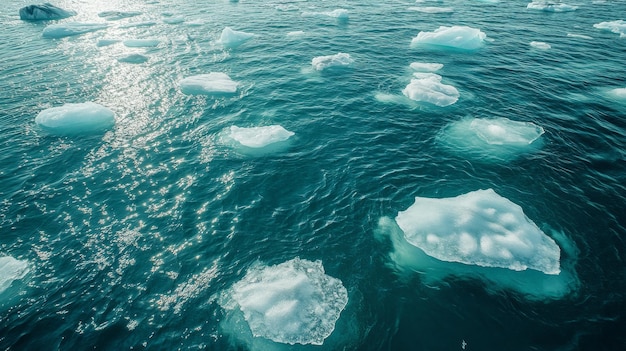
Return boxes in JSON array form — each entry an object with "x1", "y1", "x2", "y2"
[{"x1": 1, "y1": 0, "x2": 625, "y2": 350}]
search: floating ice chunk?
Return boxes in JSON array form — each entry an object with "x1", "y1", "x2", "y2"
[
  {"x1": 439, "y1": 117, "x2": 544, "y2": 161},
  {"x1": 117, "y1": 53, "x2": 149, "y2": 64},
  {"x1": 593, "y1": 20, "x2": 626, "y2": 37},
  {"x1": 229, "y1": 125, "x2": 294, "y2": 148},
  {"x1": 409, "y1": 62, "x2": 444, "y2": 72},
  {"x1": 98, "y1": 11, "x2": 142, "y2": 20},
  {"x1": 35, "y1": 102, "x2": 115, "y2": 134},
  {"x1": 302, "y1": 9, "x2": 349, "y2": 22},
  {"x1": 123, "y1": 39, "x2": 160, "y2": 47},
  {"x1": 395, "y1": 189, "x2": 561, "y2": 274},
  {"x1": 408, "y1": 6, "x2": 454, "y2": 13},
  {"x1": 42, "y1": 22, "x2": 108, "y2": 38},
  {"x1": 606, "y1": 87, "x2": 626, "y2": 102},
  {"x1": 179, "y1": 72, "x2": 238, "y2": 95},
  {"x1": 219, "y1": 258, "x2": 348, "y2": 346},
  {"x1": 527, "y1": 1, "x2": 578, "y2": 12},
  {"x1": 567, "y1": 33, "x2": 593, "y2": 40},
  {"x1": 311, "y1": 53, "x2": 354, "y2": 71},
  {"x1": 287, "y1": 30, "x2": 306, "y2": 38},
  {"x1": 0, "y1": 256, "x2": 29, "y2": 294},
  {"x1": 219, "y1": 27, "x2": 255, "y2": 48},
  {"x1": 402, "y1": 73, "x2": 459, "y2": 107},
  {"x1": 530, "y1": 41, "x2": 551, "y2": 49},
  {"x1": 411, "y1": 25, "x2": 486, "y2": 51},
  {"x1": 120, "y1": 21, "x2": 156, "y2": 28},
  {"x1": 19, "y1": 3, "x2": 76, "y2": 20},
  {"x1": 97, "y1": 38, "x2": 121, "y2": 47}
]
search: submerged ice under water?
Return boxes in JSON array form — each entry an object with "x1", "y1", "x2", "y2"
[{"x1": 1, "y1": 0, "x2": 625, "y2": 350}]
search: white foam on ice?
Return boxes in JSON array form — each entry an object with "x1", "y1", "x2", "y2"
[
  {"x1": 0, "y1": 256, "x2": 29, "y2": 294},
  {"x1": 123, "y1": 39, "x2": 160, "y2": 47},
  {"x1": 42, "y1": 23, "x2": 108, "y2": 39},
  {"x1": 35, "y1": 102, "x2": 115, "y2": 134},
  {"x1": 402, "y1": 73, "x2": 459, "y2": 107},
  {"x1": 117, "y1": 53, "x2": 149, "y2": 64},
  {"x1": 228, "y1": 125, "x2": 294, "y2": 148},
  {"x1": 409, "y1": 62, "x2": 444, "y2": 72},
  {"x1": 527, "y1": 1, "x2": 578, "y2": 12},
  {"x1": 219, "y1": 27, "x2": 256, "y2": 48},
  {"x1": 593, "y1": 20, "x2": 626, "y2": 37},
  {"x1": 408, "y1": 6, "x2": 454, "y2": 13},
  {"x1": 530, "y1": 41, "x2": 551, "y2": 50},
  {"x1": 179, "y1": 72, "x2": 238, "y2": 95},
  {"x1": 218, "y1": 258, "x2": 348, "y2": 346},
  {"x1": 311, "y1": 53, "x2": 354, "y2": 71},
  {"x1": 411, "y1": 25, "x2": 486, "y2": 51},
  {"x1": 19, "y1": 3, "x2": 76, "y2": 20}
]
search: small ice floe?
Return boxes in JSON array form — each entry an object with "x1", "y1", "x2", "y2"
[
  {"x1": 97, "y1": 38, "x2": 121, "y2": 47},
  {"x1": 409, "y1": 62, "x2": 444, "y2": 72},
  {"x1": 35, "y1": 102, "x2": 115, "y2": 134},
  {"x1": 228, "y1": 125, "x2": 294, "y2": 148},
  {"x1": 408, "y1": 6, "x2": 454, "y2": 13},
  {"x1": 530, "y1": 41, "x2": 551, "y2": 49},
  {"x1": 311, "y1": 53, "x2": 354, "y2": 71},
  {"x1": 0, "y1": 256, "x2": 29, "y2": 294},
  {"x1": 117, "y1": 53, "x2": 149, "y2": 64},
  {"x1": 42, "y1": 23, "x2": 108, "y2": 39},
  {"x1": 527, "y1": 1, "x2": 578, "y2": 12},
  {"x1": 402, "y1": 73, "x2": 459, "y2": 107},
  {"x1": 567, "y1": 33, "x2": 593, "y2": 40},
  {"x1": 218, "y1": 258, "x2": 348, "y2": 347},
  {"x1": 19, "y1": 3, "x2": 76, "y2": 20},
  {"x1": 593, "y1": 20, "x2": 626, "y2": 37},
  {"x1": 98, "y1": 11, "x2": 142, "y2": 20},
  {"x1": 123, "y1": 39, "x2": 160, "y2": 47},
  {"x1": 302, "y1": 9, "x2": 349, "y2": 22},
  {"x1": 218, "y1": 27, "x2": 255, "y2": 48},
  {"x1": 411, "y1": 25, "x2": 487, "y2": 51},
  {"x1": 179, "y1": 72, "x2": 238, "y2": 95}
]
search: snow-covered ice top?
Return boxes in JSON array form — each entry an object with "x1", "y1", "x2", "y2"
[
  {"x1": 402, "y1": 73, "x2": 459, "y2": 107},
  {"x1": 42, "y1": 23, "x2": 108, "y2": 38},
  {"x1": 35, "y1": 102, "x2": 115, "y2": 134},
  {"x1": 219, "y1": 27, "x2": 255, "y2": 48},
  {"x1": 530, "y1": 41, "x2": 551, "y2": 50},
  {"x1": 19, "y1": 3, "x2": 76, "y2": 20},
  {"x1": 229, "y1": 126, "x2": 294, "y2": 148},
  {"x1": 527, "y1": 1, "x2": 578, "y2": 12},
  {"x1": 222, "y1": 258, "x2": 348, "y2": 345},
  {"x1": 469, "y1": 118, "x2": 544, "y2": 145},
  {"x1": 395, "y1": 189, "x2": 561, "y2": 275},
  {"x1": 179, "y1": 72, "x2": 238, "y2": 95},
  {"x1": 0, "y1": 256, "x2": 29, "y2": 293},
  {"x1": 411, "y1": 25, "x2": 486, "y2": 51},
  {"x1": 311, "y1": 53, "x2": 354, "y2": 71},
  {"x1": 409, "y1": 62, "x2": 444, "y2": 72},
  {"x1": 594, "y1": 20, "x2": 626, "y2": 37}
]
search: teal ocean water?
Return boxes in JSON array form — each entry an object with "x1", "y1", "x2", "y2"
[{"x1": 1, "y1": 0, "x2": 625, "y2": 350}]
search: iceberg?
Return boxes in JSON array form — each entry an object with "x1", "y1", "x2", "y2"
[
  {"x1": 409, "y1": 62, "x2": 444, "y2": 72},
  {"x1": 411, "y1": 25, "x2": 486, "y2": 51},
  {"x1": 402, "y1": 73, "x2": 459, "y2": 107},
  {"x1": 179, "y1": 72, "x2": 238, "y2": 95},
  {"x1": 19, "y1": 3, "x2": 76, "y2": 20},
  {"x1": 0, "y1": 256, "x2": 29, "y2": 294},
  {"x1": 439, "y1": 117, "x2": 544, "y2": 160},
  {"x1": 527, "y1": 1, "x2": 578, "y2": 12},
  {"x1": 35, "y1": 102, "x2": 115, "y2": 134},
  {"x1": 218, "y1": 258, "x2": 348, "y2": 346},
  {"x1": 530, "y1": 41, "x2": 551, "y2": 50},
  {"x1": 117, "y1": 53, "x2": 149, "y2": 64},
  {"x1": 593, "y1": 20, "x2": 626, "y2": 37},
  {"x1": 311, "y1": 53, "x2": 354, "y2": 71},
  {"x1": 228, "y1": 125, "x2": 294, "y2": 148},
  {"x1": 219, "y1": 27, "x2": 255, "y2": 48},
  {"x1": 98, "y1": 11, "x2": 142, "y2": 20},
  {"x1": 123, "y1": 39, "x2": 160, "y2": 47},
  {"x1": 42, "y1": 23, "x2": 108, "y2": 39}
]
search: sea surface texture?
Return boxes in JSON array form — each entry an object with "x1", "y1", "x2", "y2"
[{"x1": 1, "y1": 0, "x2": 625, "y2": 350}]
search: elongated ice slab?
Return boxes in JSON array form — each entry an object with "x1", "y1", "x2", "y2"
[
  {"x1": 123, "y1": 39, "x2": 160, "y2": 47},
  {"x1": 530, "y1": 41, "x2": 551, "y2": 50},
  {"x1": 402, "y1": 73, "x2": 459, "y2": 107},
  {"x1": 179, "y1": 72, "x2": 238, "y2": 95},
  {"x1": 594, "y1": 20, "x2": 626, "y2": 37},
  {"x1": 409, "y1": 62, "x2": 444, "y2": 72},
  {"x1": 42, "y1": 23, "x2": 108, "y2": 38},
  {"x1": 302, "y1": 9, "x2": 349, "y2": 21},
  {"x1": 527, "y1": 2, "x2": 578, "y2": 12},
  {"x1": 408, "y1": 6, "x2": 454, "y2": 13},
  {"x1": 396, "y1": 189, "x2": 561, "y2": 274},
  {"x1": 229, "y1": 126, "x2": 294, "y2": 148},
  {"x1": 411, "y1": 25, "x2": 486, "y2": 51},
  {"x1": 19, "y1": 3, "x2": 76, "y2": 20},
  {"x1": 117, "y1": 53, "x2": 149, "y2": 64},
  {"x1": 98, "y1": 11, "x2": 142, "y2": 20},
  {"x1": 0, "y1": 256, "x2": 29, "y2": 293},
  {"x1": 220, "y1": 258, "x2": 348, "y2": 346},
  {"x1": 312, "y1": 53, "x2": 354, "y2": 71},
  {"x1": 35, "y1": 102, "x2": 115, "y2": 134},
  {"x1": 219, "y1": 27, "x2": 255, "y2": 48}
]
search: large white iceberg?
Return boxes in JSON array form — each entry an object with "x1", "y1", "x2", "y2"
[
  {"x1": 219, "y1": 27, "x2": 255, "y2": 48},
  {"x1": 402, "y1": 73, "x2": 459, "y2": 107},
  {"x1": 593, "y1": 20, "x2": 626, "y2": 37},
  {"x1": 179, "y1": 72, "x2": 238, "y2": 95},
  {"x1": 411, "y1": 25, "x2": 486, "y2": 51},
  {"x1": 311, "y1": 53, "x2": 354, "y2": 71},
  {"x1": 527, "y1": 1, "x2": 578, "y2": 12},
  {"x1": 42, "y1": 23, "x2": 108, "y2": 38},
  {"x1": 0, "y1": 256, "x2": 29, "y2": 294},
  {"x1": 218, "y1": 258, "x2": 348, "y2": 346},
  {"x1": 19, "y1": 3, "x2": 76, "y2": 20},
  {"x1": 229, "y1": 125, "x2": 294, "y2": 148},
  {"x1": 439, "y1": 117, "x2": 544, "y2": 161},
  {"x1": 35, "y1": 102, "x2": 115, "y2": 134}
]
